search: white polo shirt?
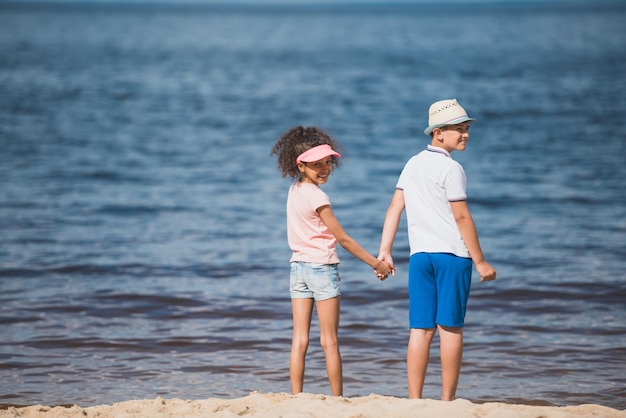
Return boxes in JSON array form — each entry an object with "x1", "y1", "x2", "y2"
[{"x1": 396, "y1": 145, "x2": 470, "y2": 258}]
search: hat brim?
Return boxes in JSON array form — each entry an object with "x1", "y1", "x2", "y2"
[
  {"x1": 424, "y1": 116, "x2": 475, "y2": 135},
  {"x1": 296, "y1": 144, "x2": 342, "y2": 163}
]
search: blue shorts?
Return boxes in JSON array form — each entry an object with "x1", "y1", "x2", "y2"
[
  {"x1": 290, "y1": 262, "x2": 341, "y2": 301},
  {"x1": 408, "y1": 253, "x2": 472, "y2": 328}
]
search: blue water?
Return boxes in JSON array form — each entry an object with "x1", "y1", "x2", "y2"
[{"x1": 1, "y1": 2, "x2": 625, "y2": 410}]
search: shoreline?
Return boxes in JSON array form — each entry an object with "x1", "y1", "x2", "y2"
[{"x1": 1, "y1": 392, "x2": 624, "y2": 418}]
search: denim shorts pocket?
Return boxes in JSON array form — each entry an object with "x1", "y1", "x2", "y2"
[{"x1": 307, "y1": 263, "x2": 340, "y2": 297}]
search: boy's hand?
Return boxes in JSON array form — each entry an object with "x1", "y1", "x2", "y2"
[{"x1": 476, "y1": 260, "x2": 496, "y2": 282}]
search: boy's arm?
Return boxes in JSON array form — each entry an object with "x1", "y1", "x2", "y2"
[
  {"x1": 377, "y1": 189, "x2": 405, "y2": 276},
  {"x1": 449, "y1": 200, "x2": 496, "y2": 282},
  {"x1": 317, "y1": 205, "x2": 393, "y2": 278}
]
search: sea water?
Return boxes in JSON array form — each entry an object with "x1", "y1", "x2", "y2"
[{"x1": 0, "y1": 2, "x2": 625, "y2": 409}]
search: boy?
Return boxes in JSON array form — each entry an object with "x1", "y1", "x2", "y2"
[{"x1": 378, "y1": 99, "x2": 496, "y2": 400}]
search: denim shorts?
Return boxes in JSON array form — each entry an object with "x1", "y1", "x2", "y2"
[
  {"x1": 290, "y1": 262, "x2": 341, "y2": 301},
  {"x1": 408, "y1": 252, "x2": 472, "y2": 328}
]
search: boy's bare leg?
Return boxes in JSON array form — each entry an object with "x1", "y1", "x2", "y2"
[
  {"x1": 316, "y1": 296, "x2": 343, "y2": 396},
  {"x1": 290, "y1": 298, "x2": 314, "y2": 394},
  {"x1": 407, "y1": 328, "x2": 436, "y2": 398},
  {"x1": 438, "y1": 325, "x2": 463, "y2": 401}
]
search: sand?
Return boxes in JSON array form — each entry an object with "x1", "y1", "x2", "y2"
[{"x1": 1, "y1": 392, "x2": 624, "y2": 418}]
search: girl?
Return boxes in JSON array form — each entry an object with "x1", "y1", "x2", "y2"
[{"x1": 271, "y1": 126, "x2": 393, "y2": 396}]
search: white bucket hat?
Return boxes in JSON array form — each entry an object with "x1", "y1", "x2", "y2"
[{"x1": 424, "y1": 99, "x2": 475, "y2": 135}]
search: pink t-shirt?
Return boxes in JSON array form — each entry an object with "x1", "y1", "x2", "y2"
[{"x1": 286, "y1": 182, "x2": 340, "y2": 264}]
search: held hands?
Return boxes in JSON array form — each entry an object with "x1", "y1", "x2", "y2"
[
  {"x1": 476, "y1": 260, "x2": 496, "y2": 282},
  {"x1": 373, "y1": 255, "x2": 496, "y2": 282},
  {"x1": 373, "y1": 253, "x2": 396, "y2": 281}
]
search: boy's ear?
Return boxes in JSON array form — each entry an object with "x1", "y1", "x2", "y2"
[{"x1": 432, "y1": 127, "x2": 444, "y2": 142}]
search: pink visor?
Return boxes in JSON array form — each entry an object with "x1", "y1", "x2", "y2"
[{"x1": 296, "y1": 144, "x2": 342, "y2": 163}]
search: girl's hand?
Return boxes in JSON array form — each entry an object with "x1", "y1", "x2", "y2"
[{"x1": 374, "y1": 258, "x2": 395, "y2": 281}]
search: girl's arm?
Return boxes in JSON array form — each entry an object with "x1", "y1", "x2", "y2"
[
  {"x1": 318, "y1": 205, "x2": 393, "y2": 277},
  {"x1": 449, "y1": 200, "x2": 496, "y2": 282}
]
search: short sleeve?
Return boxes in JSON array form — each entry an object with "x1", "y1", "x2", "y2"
[
  {"x1": 445, "y1": 164, "x2": 467, "y2": 202},
  {"x1": 308, "y1": 186, "x2": 331, "y2": 212}
]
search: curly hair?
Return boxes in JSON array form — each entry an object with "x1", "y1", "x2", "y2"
[{"x1": 270, "y1": 126, "x2": 343, "y2": 180}]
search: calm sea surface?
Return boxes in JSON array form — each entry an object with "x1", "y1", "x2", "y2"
[{"x1": 1, "y1": 2, "x2": 625, "y2": 410}]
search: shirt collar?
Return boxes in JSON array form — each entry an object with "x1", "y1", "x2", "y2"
[{"x1": 426, "y1": 144, "x2": 451, "y2": 158}]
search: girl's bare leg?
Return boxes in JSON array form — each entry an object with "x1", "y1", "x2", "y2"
[
  {"x1": 316, "y1": 296, "x2": 342, "y2": 396},
  {"x1": 438, "y1": 325, "x2": 463, "y2": 401},
  {"x1": 290, "y1": 298, "x2": 314, "y2": 394},
  {"x1": 407, "y1": 328, "x2": 436, "y2": 399}
]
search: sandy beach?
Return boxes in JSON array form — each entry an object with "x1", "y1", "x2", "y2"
[{"x1": 2, "y1": 392, "x2": 624, "y2": 418}]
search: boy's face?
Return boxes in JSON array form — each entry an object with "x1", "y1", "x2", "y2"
[{"x1": 434, "y1": 122, "x2": 471, "y2": 152}]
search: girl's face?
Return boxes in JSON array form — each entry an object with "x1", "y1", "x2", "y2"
[
  {"x1": 298, "y1": 156, "x2": 334, "y2": 185},
  {"x1": 436, "y1": 122, "x2": 471, "y2": 152}
]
